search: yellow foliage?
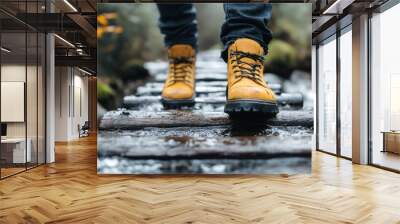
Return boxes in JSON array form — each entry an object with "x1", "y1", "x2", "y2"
[{"x1": 97, "y1": 15, "x2": 108, "y2": 26}]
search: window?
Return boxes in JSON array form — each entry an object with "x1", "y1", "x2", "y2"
[
  {"x1": 370, "y1": 3, "x2": 400, "y2": 171},
  {"x1": 339, "y1": 27, "x2": 352, "y2": 158},
  {"x1": 317, "y1": 35, "x2": 337, "y2": 154}
]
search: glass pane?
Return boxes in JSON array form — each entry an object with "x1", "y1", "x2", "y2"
[
  {"x1": 317, "y1": 36, "x2": 337, "y2": 154},
  {"x1": 339, "y1": 28, "x2": 352, "y2": 158},
  {"x1": 38, "y1": 33, "x2": 45, "y2": 165},
  {"x1": 26, "y1": 0, "x2": 39, "y2": 169},
  {"x1": 1, "y1": 30, "x2": 27, "y2": 177},
  {"x1": 371, "y1": 4, "x2": 400, "y2": 171},
  {"x1": 27, "y1": 30, "x2": 38, "y2": 169}
]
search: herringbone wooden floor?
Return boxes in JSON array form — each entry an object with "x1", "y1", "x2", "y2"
[{"x1": 1, "y1": 135, "x2": 400, "y2": 224}]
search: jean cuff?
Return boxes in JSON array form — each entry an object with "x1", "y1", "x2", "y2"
[
  {"x1": 220, "y1": 37, "x2": 269, "y2": 63},
  {"x1": 166, "y1": 39, "x2": 198, "y2": 51}
]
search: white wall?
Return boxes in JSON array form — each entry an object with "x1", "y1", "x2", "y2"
[
  {"x1": 1, "y1": 65, "x2": 28, "y2": 138},
  {"x1": 73, "y1": 73, "x2": 89, "y2": 137},
  {"x1": 1, "y1": 79, "x2": 25, "y2": 123},
  {"x1": 55, "y1": 66, "x2": 69, "y2": 141},
  {"x1": 1, "y1": 64, "x2": 25, "y2": 128},
  {"x1": 54, "y1": 67, "x2": 89, "y2": 141},
  {"x1": 1, "y1": 63, "x2": 46, "y2": 164}
]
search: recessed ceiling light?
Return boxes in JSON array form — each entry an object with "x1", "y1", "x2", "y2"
[
  {"x1": 63, "y1": 0, "x2": 78, "y2": 12},
  {"x1": 78, "y1": 67, "x2": 92, "y2": 76},
  {"x1": 54, "y1": 34, "x2": 75, "y2": 48},
  {"x1": 322, "y1": 0, "x2": 354, "y2": 15},
  {"x1": 323, "y1": 0, "x2": 342, "y2": 14},
  {"x1": 1, "y1": 47, "x2": 11, "y2": 53}
]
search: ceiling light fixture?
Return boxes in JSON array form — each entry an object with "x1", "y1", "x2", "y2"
[
  {"x1": 322, "y1": 0, "x2": 342, "y2": 15},
  {"x1": 63, "y1": 0, "x2": 78, "y2": 12},
  {"x1": 1, "y1": 47, "x2": 11, "y2": 53},
  {"x1": 54, "y1": 34, "x2": 75, "y2": 48},
  {"x1": 322, "y1": 0, "x2": 355, "y2": 15},
  {"x1": 78, "y1": 67, "x2": 92, "y2": 76}
]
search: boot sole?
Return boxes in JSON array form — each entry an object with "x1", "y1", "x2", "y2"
[
  {"x1": 161, "y1": 98, "x2": 195, "y2": 109},
  {"x1": 224, "y1": 100, "x2": 279, "y2": 117}
]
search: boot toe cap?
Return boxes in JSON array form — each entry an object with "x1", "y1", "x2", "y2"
[
  {"x1": 228, "y1": 86, "x2": 276, "y2": 102},
  {"x1": 162, "y1": 85, "x2": 194, "y2": 100}
]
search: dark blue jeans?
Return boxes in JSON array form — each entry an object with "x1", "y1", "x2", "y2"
[{"x1": 157, "y1": 3, "x2": 272, "y2": 62}]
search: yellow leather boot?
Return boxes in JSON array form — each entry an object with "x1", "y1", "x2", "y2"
[
  {"x1": 161, "y1": 44, "x2": 196, "y2": 108},
  {"x1": 225, "y1": 38, "x2": 279, "y2": 116}
]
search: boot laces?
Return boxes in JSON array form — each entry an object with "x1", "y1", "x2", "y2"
[
  {"x1": 168, "y1": 56, "x2": 193, "y2": 84},
  {"x1": 230, "y1": 50, "x2": 264, "y2": 85}
]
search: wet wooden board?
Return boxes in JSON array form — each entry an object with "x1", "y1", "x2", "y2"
[
  {"x1": 136, "y1": 83, "x2": 282, "y2": 96},
  {"x1": 142, "y1": 81, "x2": 281, "y2": 89},
  {"x1": 123, "y1": 92, "x2": 303, "y2": 108},
  {"x1": 98, "y1": 130, "x2": 311, "y2": 159},
  {"x1": 153, "y1": 72, "x2": 280, "y2": 83},
  {"x1": 99, "y1": 110, "x2": 313, "y2": 129},
  {"x1": 145, "y1": 81, "x2": 228, "y2": 88},
  {"x1": 144, "y1": 58, "x2": 226, "y2": 75},
  {"x1": 98, "y1": 157, "x2": 311, "y2": 174}
]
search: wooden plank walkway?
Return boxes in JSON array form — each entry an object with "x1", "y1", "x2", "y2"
[{"x1": 98, "y1": 49, "x2": 314, "y2": 174}]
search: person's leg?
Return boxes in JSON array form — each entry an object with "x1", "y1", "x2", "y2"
[
  {"x1": 220, "y1": 3, "x2": 272, "y2": 62},
  {"x1": 157, "y1": 4, "x2": 198, "y2": 49},
  {"x1": 221, "y1": 3, "x2": 278, "y2": 116},
  {"x1": 157, "y1": 4, "x2": 197, "y2": 108}
]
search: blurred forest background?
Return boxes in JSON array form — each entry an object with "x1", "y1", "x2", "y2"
[{"x1": 97, "y1": 3, "x2": 311, "y2": 110}]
